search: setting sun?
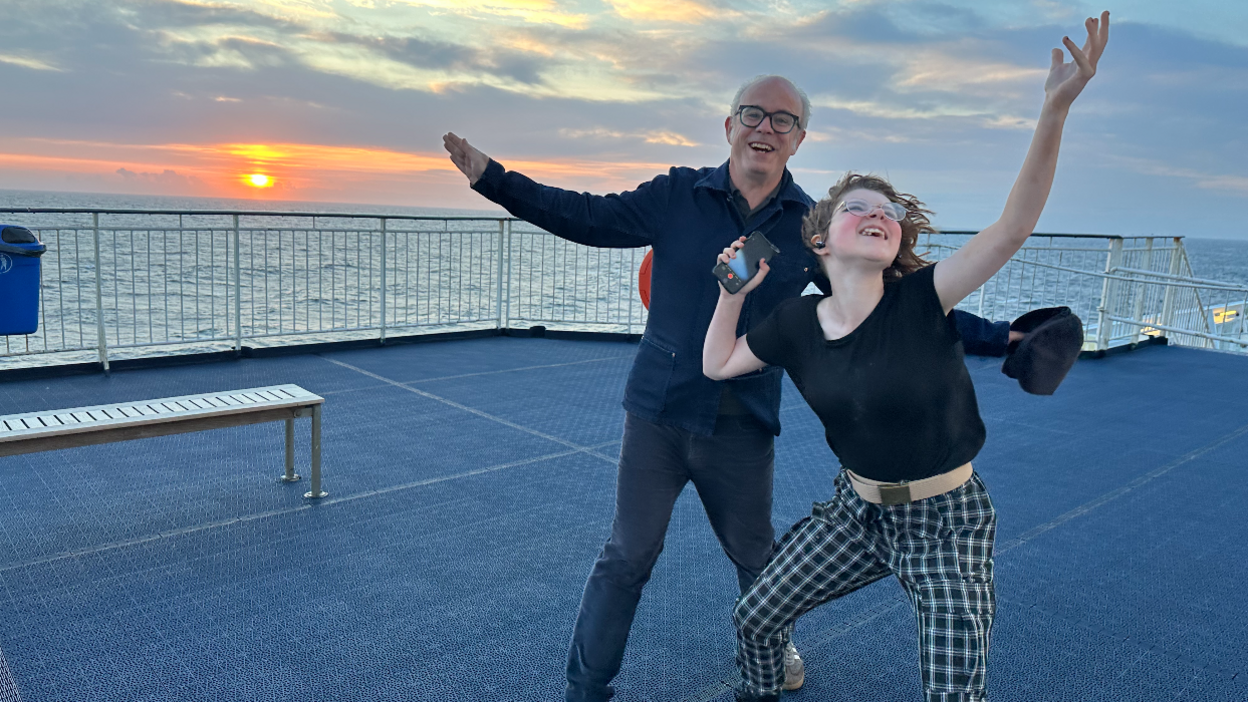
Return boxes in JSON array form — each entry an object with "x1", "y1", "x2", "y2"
[{"x1": 246, "y1": 173, "x2": 272, "y2": 188}]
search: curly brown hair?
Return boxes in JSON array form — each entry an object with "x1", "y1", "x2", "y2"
[{"x1": 802, "y1": 172, "x2": 935, "y2": 281}]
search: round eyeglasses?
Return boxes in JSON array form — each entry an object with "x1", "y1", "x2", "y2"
[
  {"x1": 835, "y1": 199, "x2": 908, "y2": 222},
  {"x1": 736, "y1": 106, "x2": 801, "y2": 134}
]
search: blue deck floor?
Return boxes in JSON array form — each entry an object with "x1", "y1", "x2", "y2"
[{"x1": 0, "y1": 337, "x2": 1245, "y2": 701}]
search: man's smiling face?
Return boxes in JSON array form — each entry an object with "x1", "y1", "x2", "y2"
[{"x1": 725, "y1": 77, "x2": 806, "y2": 185}]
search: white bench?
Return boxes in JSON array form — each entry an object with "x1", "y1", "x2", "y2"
[{"x1": 0, "y1": 384, "x2": 327, "y2": 498}]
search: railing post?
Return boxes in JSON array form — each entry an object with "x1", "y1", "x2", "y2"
[
  {"x1": 92, "y1": 212, "x2": 110, "y2": 372},
  {"x1": 503, "y1": 219, "x2": 512, "y2": 330},
  {"x1": 233, "y1": 214, "x2": 242, "y2": 352},
  {"x1": 1096, "y1": 237, "x2": 1123, "y2": 350},
  {"x1": 1130, "y1": 237, "x2": 1154, "y2": 341},
  {"x1": 380, "y1": 218, "x2": 388, "y2": 344},
  {"x1": 496, "y1": 219, "x2": 506, "y2": 330},
  {"x1": 1159, "y1": 237, "x2": 1183, "y2": 331},
  {"x1": 627, "y1": 248, "x2": 636, "y2": 337}
]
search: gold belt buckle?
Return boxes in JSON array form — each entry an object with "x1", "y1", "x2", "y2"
[{"x1": 877, "y1": 483, "x2": 912, "y2": 506}]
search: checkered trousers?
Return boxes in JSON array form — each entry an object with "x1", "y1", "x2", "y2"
[{"x1": 734, "y1": 470, "x2": 997, "y2": 701}]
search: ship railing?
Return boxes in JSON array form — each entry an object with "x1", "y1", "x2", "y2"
[
  {"x1": 0, "y1": 209, "x2": 1243, "y2": 369},
  {"x1": 921, "y1": 232, "x2": 1248, "y2": 353},
  {"x1": 0, "y1": 209, "x2": 648, "y2": 370}
]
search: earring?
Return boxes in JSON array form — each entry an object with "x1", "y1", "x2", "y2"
[{"x1": 811, "y1": 237, "x2": 825, "y2": 249}]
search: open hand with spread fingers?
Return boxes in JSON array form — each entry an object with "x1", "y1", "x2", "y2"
[
  {"x1": 1046, "y1": 10, "x2": 1110, "y2": 111},
  {"x1": 442, "y1": 132, "x2": 490, "y2": 186}
]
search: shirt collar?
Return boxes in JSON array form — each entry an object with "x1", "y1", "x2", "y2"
[{"x1": 695, "y1": 160, "x2": 810, "y2": 207}]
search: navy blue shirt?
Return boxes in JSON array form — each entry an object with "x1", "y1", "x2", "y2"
[{"x1": 472, "y1": 158, "x2": 1007, "y2": 437}]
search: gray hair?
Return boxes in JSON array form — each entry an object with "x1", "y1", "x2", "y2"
[{"x1": 729, "y1": 75, "x2": 811, "y2": 130}]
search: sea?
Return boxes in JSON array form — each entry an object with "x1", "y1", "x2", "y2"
[{"x1": 4, "y1": 188, "x2": 1246, "y2": 286}]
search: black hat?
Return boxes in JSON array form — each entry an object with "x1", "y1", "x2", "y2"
[{"x1": 1002, "y1": 307, "x2": 1084, "y2": 395}]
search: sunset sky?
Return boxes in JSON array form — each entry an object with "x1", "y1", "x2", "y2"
[{"x1": 1, "y1": 0, "x2": 1245, "y2": 237}]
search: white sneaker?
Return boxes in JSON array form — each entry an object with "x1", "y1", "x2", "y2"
[{"x1": 782, "y1": 641, "x2": 804, "y2": 691}]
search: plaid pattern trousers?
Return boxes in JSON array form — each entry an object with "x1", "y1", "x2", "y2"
[{"x1": 734, "y1": 471, "x2": 997, "y2": 701}]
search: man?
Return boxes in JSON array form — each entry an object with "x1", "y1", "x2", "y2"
[{"x1": 443, "y1": 75, "x2": 1014, "y2": 702}]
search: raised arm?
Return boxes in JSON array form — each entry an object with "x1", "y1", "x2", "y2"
[
  {"x1": 934, "y1": 11, "x2": 1110, "y2": 312},
  {"x1": 441, "y1": 132, "x2": 658, "y2": 249},
  {"x1": 704, "y1": 238, "x2": 770, "y2": 380}
]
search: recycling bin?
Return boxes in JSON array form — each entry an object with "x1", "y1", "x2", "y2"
[{"x1": 0, "y1": 225, "x2": 47, "y2": 335}]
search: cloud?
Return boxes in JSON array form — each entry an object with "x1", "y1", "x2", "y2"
[
  {"x1": 319, "y1": 31, "x2": 548, "y2": 85},
  {"x1": 895, "y1": 50, "x2": 1047, "y2": 97},
  {"x1": 810, "y1": 96, "x2": 985, "y2": 121},
  {"x1": 1110, "y1": 156, "x2": 1248, "y2": 198},
  {"x1": 389, "y1": 0, "x2": 589, "y2": 28},
  {"x1": 129, "y1": 0, "x2": 309, "y2": 31},
  {"x1": 0, "y1": 54, "x2": 63, "y2": 71},
  {"x1": 116, "y1": 167, "x2": 204, "y2": 188},
  {"x1": 559, "y1": 127, "x2": 700, "y2": 147},
  {"x1": 603, "y1": 0, "x2": 728, "y2": 24}
]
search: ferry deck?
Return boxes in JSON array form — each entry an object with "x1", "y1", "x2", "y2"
[{"x1": 0, "y1": 335, "x2": 1244, "y2": 701}]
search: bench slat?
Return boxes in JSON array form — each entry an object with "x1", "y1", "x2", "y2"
[{"x1": 0, "y1": 384, "x2": 324, "y2": 445}]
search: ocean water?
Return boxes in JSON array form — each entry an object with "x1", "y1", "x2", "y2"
[
  {"x1": 0, "y1": 189, "x2": 501, "y2": 221},
  {"x1": 4, "y1": 188, "x2": 1244, "y2": 285}
]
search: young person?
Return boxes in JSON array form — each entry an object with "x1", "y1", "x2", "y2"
[{"x1": 702, "y1": 13, "x2": 1110, "y2": 701}]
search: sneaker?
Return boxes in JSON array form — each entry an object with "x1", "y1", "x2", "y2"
[{"x1": 782, "y1": 641, "x2": 804, "y2": 691}]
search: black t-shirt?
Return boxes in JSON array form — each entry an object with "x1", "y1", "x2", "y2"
[{"x1": 746, "y1": 264, "x2": 985, "y2": 483}]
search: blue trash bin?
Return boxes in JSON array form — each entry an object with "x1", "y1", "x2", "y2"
[{"x1": 0, "y1": 225, "x2": 47, "y2": 336}]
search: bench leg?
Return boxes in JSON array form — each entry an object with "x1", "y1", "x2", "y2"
[
  {"x1": 281, "y1": 418, "x2": 301, "y2": 483},
  {"x1": 304, "y1": 404, "x2": 327, "y2": 499}
]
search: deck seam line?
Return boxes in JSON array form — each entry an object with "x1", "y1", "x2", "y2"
[
  {"x1": 0, "y1": 441, "x2": 620, "y2": 574},
  {"x1": 318, "y1": 356, "x2": 620, "y2": 465},
  {"x1": 316, "y1": 354, "x2": 632, "y2": 397},
  {"x1": 997, "y1": 420, "x2": 1248, "y2": 554}
]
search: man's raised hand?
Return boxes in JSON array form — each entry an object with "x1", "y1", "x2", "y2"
[
  {"x1": 1045, "y1": 10, "x2": 1109, "y2": 111},
  {"x1": 442, "y1": 132, "x2": 490, "y2": 186}
]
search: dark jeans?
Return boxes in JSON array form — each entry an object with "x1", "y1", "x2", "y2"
[{"x1": 565, "y1": 412, "x2": 777, "y2": 702}]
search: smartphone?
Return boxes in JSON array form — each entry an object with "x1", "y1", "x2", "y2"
[{"x1": 713, "y1": 231, "x2": 780, "y2": 294}]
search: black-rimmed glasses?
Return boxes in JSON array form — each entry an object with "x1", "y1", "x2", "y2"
[{"x1": 736, "y1": 105, "x2": 801, "y2": 134}]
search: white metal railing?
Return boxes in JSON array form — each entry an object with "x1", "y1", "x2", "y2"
[
  {"x1": 0, "y1": 209, "x2": 648, "y2": 369},
  {"x1": 922, "y1": 232, "x2": 1248, "y2": 353},
  {"x1": 2, "y1": 209, "x2": 1245, "y2": 369}
]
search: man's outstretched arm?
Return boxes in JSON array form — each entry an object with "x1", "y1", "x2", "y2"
[
  {"x1": 443, "y1": 132, "x2": 659, "y2": 249},
  {"x1": 952, "y1": 310, "x2": 1014, "y2": 357}
]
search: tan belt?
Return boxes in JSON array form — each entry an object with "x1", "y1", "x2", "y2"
[{"x1": 846, "y1": 463, "x2": 973, "y2": 506}]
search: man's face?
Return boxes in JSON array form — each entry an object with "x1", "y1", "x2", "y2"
[{"x1": 725, "y1": 78, "x2": 807, "y2": 183}]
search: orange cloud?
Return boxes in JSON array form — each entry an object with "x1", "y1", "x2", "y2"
[{"x1": 0, "y1": 138, "x2": 679, "y2": 203}]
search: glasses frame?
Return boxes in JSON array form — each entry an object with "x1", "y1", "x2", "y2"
[
  {"x1": 735, "y1": 105, "x2": 802, "y2": 134},
  {"x1": 834, "y1": 199, "x2": 909, "y2": 222}
]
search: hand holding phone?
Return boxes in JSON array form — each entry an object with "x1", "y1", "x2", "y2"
[{"x1": 713, "y1": 231, "x2": 779, "y2": 294}]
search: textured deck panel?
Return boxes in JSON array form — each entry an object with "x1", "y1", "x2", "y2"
[{"x1": 0, "y1": 338, "x2": 1244, "y2": 701}]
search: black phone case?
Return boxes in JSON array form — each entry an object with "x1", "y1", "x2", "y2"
[{"x1": 712, "y1": 231, "x2": 780, "y2": 294}]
